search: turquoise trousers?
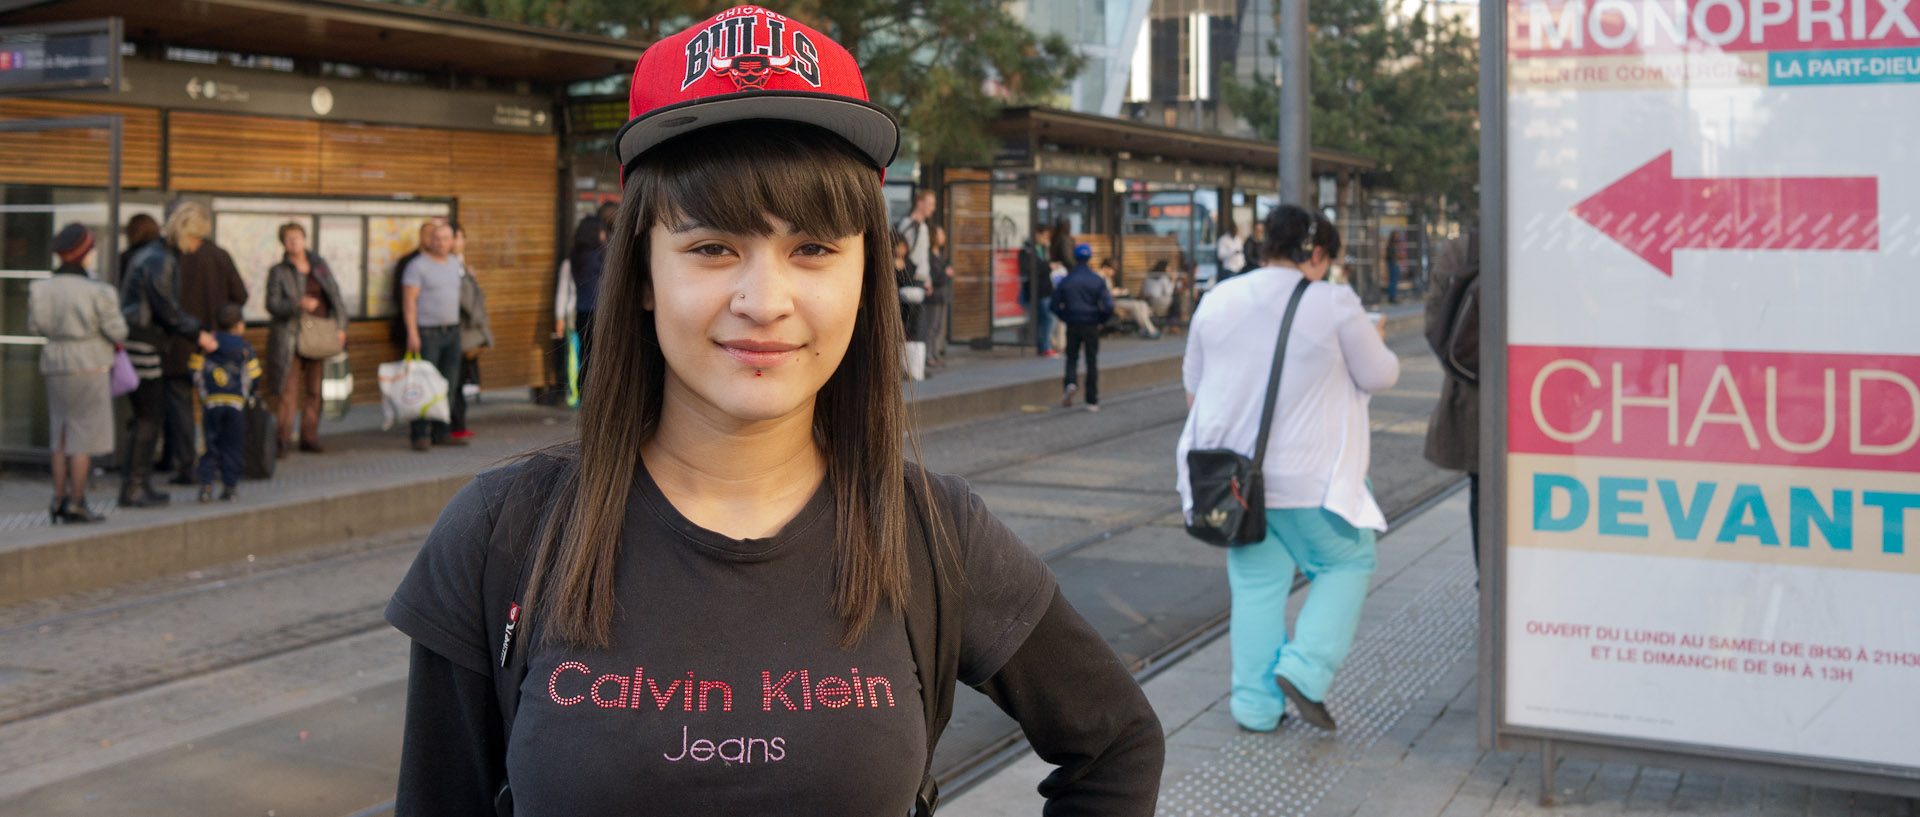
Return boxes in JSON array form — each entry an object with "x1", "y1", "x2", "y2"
[{"x1": 1227, "y1": 506, "x2": 1378, "y2": 731}]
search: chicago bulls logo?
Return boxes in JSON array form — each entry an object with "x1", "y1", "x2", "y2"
[
  {"x1": 710, "y1": 53, "x2": 792, "y2": 90},
  {"x1": 682, "y1": 8, "x2": 822, "y2": 91}
]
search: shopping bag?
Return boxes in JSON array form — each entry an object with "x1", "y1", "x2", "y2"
[
  {"x1": 109, "y1": 346, "x2": 138, "y2": 396},
  {"x1": 567, "y1": 330, "x2": 581, "y2": 407},
  {"x1": 903, "y1": 340, "x2": 927, "y2": 382},
  {"x1": 378, "y1": 354, "x2": 451, "y2": 430},
  {"x1": 321, "y1": 354, "x2": 353, "y2": 421},
  {"x1": 243, "y1": 398, "x2": 278, "y2": 480}
]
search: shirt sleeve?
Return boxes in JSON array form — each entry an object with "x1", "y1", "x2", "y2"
[
  {"x1": 401, "y1": 258, "x2": 423, "y2": 290},
  {"x1": 947, "y1": 480, "x2": 1059, "y2": 686},
  {"x1": 971, "y1": 587, "x2": 1165, "y2": 815},
  {"x1": 385, "y1": 473, "x2": 501, "y2": 675},
  {"x1": 1329, "y1": 286, "x2": 1400, "y2": 393},
  {"x1": 396, "y1": 641, "x2": 505, "y2": 817}
]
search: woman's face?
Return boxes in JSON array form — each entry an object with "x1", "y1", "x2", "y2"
[
  {"x1": 646, "y1": 213, "x2": 866, "y2": 426},
  {"x1": 282, "y1": 229, "x2": 307, "y2": 257}
]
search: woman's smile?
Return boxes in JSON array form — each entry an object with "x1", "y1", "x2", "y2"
[{"x1": 719, "y1": 338, "x2": 804, "y2": 368}]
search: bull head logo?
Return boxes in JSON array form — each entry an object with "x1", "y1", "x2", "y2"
[{"x1": 710, "y1": 53, "x2": 793, "y2": 91}]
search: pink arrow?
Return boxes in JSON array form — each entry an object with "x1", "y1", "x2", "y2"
[{"x1": 1571, "y1": 151, "x2": 1878, "y2": 276}]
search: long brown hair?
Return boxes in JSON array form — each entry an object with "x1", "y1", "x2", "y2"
[{"x1": 521, "y1": 122, "x2": 911, "y2": 650}]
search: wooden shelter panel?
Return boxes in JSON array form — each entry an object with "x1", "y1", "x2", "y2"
[
  {"x1": 169, "y1": 112, "x2": 320, "y2": 194},
  {"x1": 0, "y1": 99, "x2": 162, "y2": 189},
  {"x1": 946, "y1": 178, "x2": 993, "y2": 343},
  {"x1": 449, "y1": 131, "x2": 559, "y2": 397},
  {"x1": 1121, "y1": 234, "x2": 1183, "y2": 286},
  {"x1": 320, "y1": 123, "x2": 453, "y2": 198}
]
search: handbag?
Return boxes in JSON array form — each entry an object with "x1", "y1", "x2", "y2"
[
  {"x1": 899, "y1": 284, "x2": 927, "y2": 305},
  {"x1": 1184, "y1": 277, "x2": 1313, "y2": 547},
  {"x1": 109, "y1": 346, "x2": 138, "y2": 396},
  {"x1": 296, "y1": 313, "x2": 343, "y2": 360}
]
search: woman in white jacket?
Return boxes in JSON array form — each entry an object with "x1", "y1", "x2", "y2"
[{"x1": 1178, "y1": 204, "x2": 1398, "y2": 733}]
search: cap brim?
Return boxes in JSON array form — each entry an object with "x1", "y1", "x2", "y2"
[{"x1": 616, "y1": 92, "x2": 900, "y2": 178}]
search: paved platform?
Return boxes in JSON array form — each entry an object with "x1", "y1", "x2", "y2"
[
  {"x1": 943, "y1": 491, "x2": 1920, "y2": 817},
  {"x1": 0, "y1": 332, "x2": 1198, "y2": 607}
]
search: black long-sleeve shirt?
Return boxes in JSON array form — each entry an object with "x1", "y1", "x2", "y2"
[{"x1": 386, "y1": 461, "x2": 1163, "y2": 816}]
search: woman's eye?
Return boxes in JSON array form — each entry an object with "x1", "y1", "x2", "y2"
[
  {"x1": 691, "y1": 243, "x2": 731, "y2": 257},
  {"x1": 795, "y1": 243, "x2": 836, "y2": 257}
]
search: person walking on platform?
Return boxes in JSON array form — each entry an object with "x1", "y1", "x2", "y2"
[
  {"x1": 1178, "y1": 204, "x2": 1400, "y2": 732},
  {"x1": 29, "y1": 224, "x2": 125, "y2": 523},
  {"x1": 1051, "y1": 243, "x2": 1113, "y2": 411},
  {"x1": 1423, "y1": 231, "x2": 1481, "y2": 568},
  {"x1": 121, "y1": 209, "x2": 219, "y2": 507},
  {"x1": 384, "y1": 9, "x2": 1162, "y2": 814}
]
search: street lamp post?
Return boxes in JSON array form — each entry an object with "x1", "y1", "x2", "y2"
[{"x1": 1278, "y1": 0, "x2": 1310, "y2": 205}]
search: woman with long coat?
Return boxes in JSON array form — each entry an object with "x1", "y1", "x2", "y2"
[
  {"x1": 264, "y1": 222, "x2": 348, "y2": 454},
  {"x1": 29, "y1": 224, "x2": 126, "y2": 522}
]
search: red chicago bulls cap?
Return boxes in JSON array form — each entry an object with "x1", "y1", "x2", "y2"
[{"x1": 615, "y1": 6, "x2": 899, "y2": 182}]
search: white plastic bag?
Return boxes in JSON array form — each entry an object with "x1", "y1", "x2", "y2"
[
  {"x1": 903, "y1": 340, "x2": 927, "y2": 382},
  {"x1": 378, "y1": 355, "x2": 450, "y2": 430}
]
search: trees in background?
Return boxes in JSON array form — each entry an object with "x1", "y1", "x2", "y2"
[
  {"x1": 402, "y1": 0, "x2": 1082, "y2": 165},
  {"x1": 1222, "y1": 0, "x2": 1480, "y2": 225}
]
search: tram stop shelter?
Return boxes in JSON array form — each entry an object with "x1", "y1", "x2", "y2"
[
  {"x1": 0, "y1": 0, "x2": 645, "y2": 460},
  {"x1": 935, "y1": 106, "x2": 1377, "y2": 348}
]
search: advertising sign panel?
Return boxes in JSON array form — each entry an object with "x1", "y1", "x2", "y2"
[
  {"x1": 0, "y1": 19, "x2": 120, "y2": 96},
  {"x1": 1500, "y1": 0, "x2": 1920, "y2": 773}
]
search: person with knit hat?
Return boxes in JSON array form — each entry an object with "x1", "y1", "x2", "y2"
[
  {"x1": 27, "y1": 223, "x2": 127, "y2": 523},
  {"x1": 383, "y1": 8, "x2": 1162, "y2": 814}
]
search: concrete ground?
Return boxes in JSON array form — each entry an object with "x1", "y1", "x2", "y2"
[{"x1": 0, "y1": 304, "x2": 1477, "y2": 815}]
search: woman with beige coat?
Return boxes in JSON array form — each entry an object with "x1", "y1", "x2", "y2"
[{"x1": 28, "y1": 224, "x2": 127, "y2": 523}]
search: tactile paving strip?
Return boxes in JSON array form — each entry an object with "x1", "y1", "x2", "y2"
[{"x1": 1158, "y1": 558, "x2": 1480, "y2": 817}]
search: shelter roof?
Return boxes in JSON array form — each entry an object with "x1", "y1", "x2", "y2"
[{"x1": 0, "y1": 0, "x2": 645, "y2": 83}]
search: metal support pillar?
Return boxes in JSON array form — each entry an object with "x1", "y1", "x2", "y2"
[{"x1": 1277, "y1": 0, "x2": 1310, "y2": 204}]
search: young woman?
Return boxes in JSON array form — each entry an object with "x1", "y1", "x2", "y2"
[
  {"x1": 385, "y1": 8, "x2": 1162, "y2": 815},
  {"x1": 1178, "y1": 204, "x2": 1399, "y2": 733}
]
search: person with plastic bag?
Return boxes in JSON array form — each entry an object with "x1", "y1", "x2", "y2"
[
  {"x1": 398, "y1": 222, "x2": 465, "y2": 451},
  {"x1": 382, "y1": 8, "x2": 1162, "y2": 814},
  {"x1": 29, "y1": 224, "x2": 126, "y2": 523}
]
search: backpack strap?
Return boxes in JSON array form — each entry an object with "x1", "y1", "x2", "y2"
[
  {"x1": 480, "y1": 458, "x2": 572, "y2": 817},
  {"x1": 904, "y1": 470, "x2": 960, "y2": 817}
]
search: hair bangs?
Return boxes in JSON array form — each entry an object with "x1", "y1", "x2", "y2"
[{"x1": 633, "y1": 122, "x2": 880, "y2": 243}]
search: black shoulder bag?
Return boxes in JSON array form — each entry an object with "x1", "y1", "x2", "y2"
[{"x1": 1184, "y1": 277, "x2": 1313, "y2": 547}]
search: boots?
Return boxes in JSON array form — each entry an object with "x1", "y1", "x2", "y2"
[{"x1": 119, "y1": 419, "x2": 171, "y2": 508}]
